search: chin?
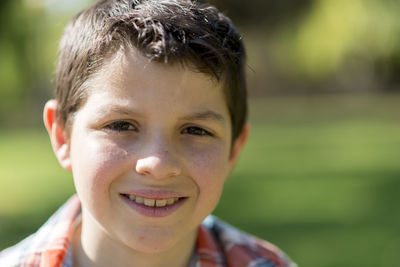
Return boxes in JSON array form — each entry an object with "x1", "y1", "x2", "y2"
[
  {"x1": 119, "y1": 229, "x2": 180, "y2": 254},
  {"x1": 128, "y1": 237, "x2": 177, "y2": 254}
]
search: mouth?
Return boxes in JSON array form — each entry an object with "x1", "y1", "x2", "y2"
[
  {"x1": 120, "y1": 193, "x2": 187, "y2": 217},
  {"x1": 120, "y1": 193, "x2": 184, "y2": 208}
]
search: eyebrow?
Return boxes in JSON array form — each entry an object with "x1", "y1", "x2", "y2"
[
  {"x1": 96, "y1": 105, "x2": 226, "y2": 123},
  {"x1": 97, "y1": 105, "x2": 142, "y2": 117},
  {"x1": 180, "y1": 110, "x2": 226, "y2": 123}
]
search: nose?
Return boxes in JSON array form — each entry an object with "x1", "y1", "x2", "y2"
[{"x1": 135, "y1": 148, "x2": 182, "y2": 179}]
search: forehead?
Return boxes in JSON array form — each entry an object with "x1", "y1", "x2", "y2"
[{"x1": 80, "y1": 48, "x2": 230, "y2": 120}]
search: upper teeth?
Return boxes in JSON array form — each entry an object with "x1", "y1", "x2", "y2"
[{"x1": 127, "y1": 194, "x2": 179, "y2": 207}]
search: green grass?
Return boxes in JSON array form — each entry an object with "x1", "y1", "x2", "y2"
[
  {"x1": 1, "y1": 94, "x2": 400, "y2": 267},
  {"x1": 0, "y1": 129, "x2": 75, "y2": 248}
]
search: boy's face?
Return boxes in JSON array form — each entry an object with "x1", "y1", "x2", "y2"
[{"x1": 47, "y1": 49, "x2": 248, "y2": 253}]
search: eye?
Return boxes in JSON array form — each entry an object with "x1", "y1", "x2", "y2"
[
  {"x1": 105, "y1": 121, "x2": 137, "y2": 132},
  {"x1": 182, "y1": 126, "x2": 213, "y2": 137}
]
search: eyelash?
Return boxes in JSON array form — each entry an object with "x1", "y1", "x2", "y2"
[
  {"x1": 104, "y1": 121, "x2": 213, "y2": 137},
  {"x1": 104, "y1": 121, "x2": 137, "y2": 132},
  {"x1": 181, "y1": 126, "x2": 213, "y2": 137}
]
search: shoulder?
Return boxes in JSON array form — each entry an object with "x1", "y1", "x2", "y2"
[
  {"x1": 0, "y1": 234, "x2": 34, "y2": 267},
  {"x1": 202, "y1": 215, "x2": 297, "y2": 267},
  {"x1": 0, "y1": 195, "x2": 81, "y2": 267}
]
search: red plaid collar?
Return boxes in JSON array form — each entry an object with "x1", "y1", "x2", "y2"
[{"x1": 0, "y1": 195, "x2": 295, "y2": 267}]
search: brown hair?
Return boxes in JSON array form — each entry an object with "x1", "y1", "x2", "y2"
[{"x1": 55, "y1": 0, "x2": 247, "y2": 141}]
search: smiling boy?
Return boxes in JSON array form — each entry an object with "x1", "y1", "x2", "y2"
[{"x1": 0, "y1": 0, "x2": 295, "y2": 266}]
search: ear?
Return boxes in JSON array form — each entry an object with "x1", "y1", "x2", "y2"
[
  {"x1": 229, "y1": 123, "x2": 250, "y2": 170},
  {"x1": 43, "y1": 100, "x2": 72, "y2": 171}
]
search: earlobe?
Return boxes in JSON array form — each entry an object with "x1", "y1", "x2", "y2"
[
  {"x1": 43, "y1": 100, "x2": 72, "y2": 171},
  {"x1": 229, "y1": 123, "x2": 250, "y2": 170}
]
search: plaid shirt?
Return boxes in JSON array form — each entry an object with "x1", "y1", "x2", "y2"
[{"x1": 0, "y1": 195, "x2": 296, "y2": 267}]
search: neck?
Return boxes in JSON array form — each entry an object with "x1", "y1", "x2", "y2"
[{"x1": 72, "y1": 215, "x2": 198, "y2": 267}]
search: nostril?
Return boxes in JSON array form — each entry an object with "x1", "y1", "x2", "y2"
[
  {"x1": 136, "y1": 157, "x2": 160, "y2": 174},
  {"x1": 135, "y1": 155, "x2": 181, "y2": 179},
  {"x1": 137, "y1": 169, "x2": 151, "y2": 176}
]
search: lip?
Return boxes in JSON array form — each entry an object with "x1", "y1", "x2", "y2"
[
  {"x1": 119, "y1": 190, "x2": 188, "y2": 218},
  {"x1": 120, "y1": 189, "x2": 186, "y2": 200}
]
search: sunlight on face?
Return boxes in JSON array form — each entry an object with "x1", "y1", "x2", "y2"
[{"x1": 68, "y1": 48, "x2": 236, "y2": 257}]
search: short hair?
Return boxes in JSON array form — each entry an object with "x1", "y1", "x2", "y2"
[{"x1": 55, "y1": 0, "x2": 247, "y2": 141}]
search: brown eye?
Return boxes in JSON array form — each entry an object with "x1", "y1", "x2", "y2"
[
  {"x1": 182, "y1": 126, "x2": 213, "y2": 137},
  {"x1": 105, "y1": 121, "x2": 137, "y2": 132}
]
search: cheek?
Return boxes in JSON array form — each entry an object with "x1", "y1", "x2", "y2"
[
  {"x1": 70, "y1": 137, "x2": 130, "y2": 198},
  {"x1": 184, "y1": 142, "x2": 231, "y2": 194},
  {"x1": 185, "y1": 144, "x2": 230, "y2": 220}
]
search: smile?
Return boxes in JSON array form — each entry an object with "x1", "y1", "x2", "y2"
[{"x1": 121, "y1": 193, "x2": 182, "y2": 207}]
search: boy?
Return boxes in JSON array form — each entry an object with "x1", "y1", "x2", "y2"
[{"x1": 0, "y1": 0, "x2": 296, "y2": 266}]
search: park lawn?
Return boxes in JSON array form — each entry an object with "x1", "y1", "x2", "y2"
[{"x1": 1, "y1": 94, "x2": 400, "y2": 267}]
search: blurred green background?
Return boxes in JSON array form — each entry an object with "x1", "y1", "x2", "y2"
[{"x1": 1, "y1": 0, "x2": 400, "y2": 266}]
